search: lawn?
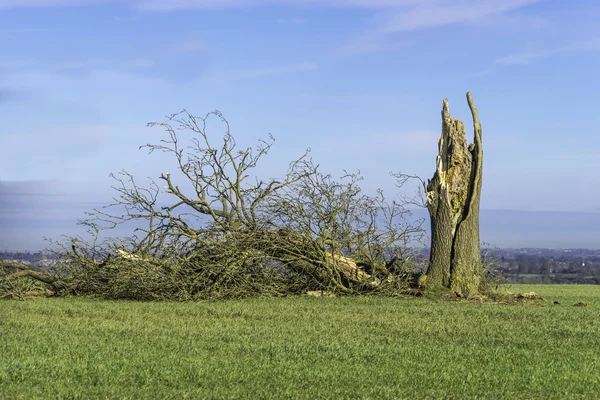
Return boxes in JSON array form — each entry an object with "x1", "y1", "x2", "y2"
[{"x1": 1, "y1": 285, "x2": 599, "y2": 399}]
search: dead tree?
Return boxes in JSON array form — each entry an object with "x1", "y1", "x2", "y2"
[
  {"x1": 1, "y1": 110, "x2": 425, "y2": 299},
  {"x1": 424, "y1": 92, "x2": 483, "y2": 297}
]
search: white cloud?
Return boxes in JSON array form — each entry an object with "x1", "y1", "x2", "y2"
[
  {"x1": 0, "y1": 0, "x2": 548, "y2": 58},
  {"x1": 0, "y1": 123, "x2": 109, "y2": 178},
  {"x1": 0, "y1": 60, "x2": 38, "y2": 69},
  {"x1": 0, "y1": 0, "x2": 365, "y2": 10},
  {"x1": 0, "y1": 67, "x2": 176, "y2": 118},
  {"x1": 0, "y1": 0, "x2": 544, "y2": 21},
  {"x1": 174, "y1": 39, "x2": 205, "y2": 52},
  {"x1": 209, "y1": 62, "x2": 317, "y2": 82},
  {"x1": 495, "y1": 49, "x2": 558, "y2": 65},
  {"x1": 0, "y1": 0, "x2": 106, "y2": 8},
  {"x1": 380, "y1": 0, "x2": 543, "y2": 32},
  {"x1": 112, "y1": 14, "x2": 139, "y2": 22},
  {"x1": 56, "y1": 60, "x2": 87, "y2": 70},
  {"x1": 466, "y1": 68, "x2": 495, "y2": 78},
  {"x1": 276, "y1": 17, "x2": 304, "y2": 24},
  {"x1": 495, "y1": 38, "x2": 600, "y2": 65},
  {"x1": 335, "y1": 0, "x2": 543, "y2": 54},
  {"x1": 469, "y1": 12, "x2": 547, "y2": 33},
  {"x1": 133, "y1": 0, "x2": 422, "y2": 11},
  {"x1": 238, "y1": 62, "x2": 317, "y2": 77},
  {"x1": 0, "y1": 28, "x2": 50, "y2": 33},
  {"x1": 337, "y1": 32, "x2": 411, "y2": 55},
  {"x1": 51, "y1": 58, "x2": 107, "y2": 71},
  {"x1": 300, "y1": 92, "x2": 404, "y2": 104},
  {"x1": 131, "y1": 0, "x2": 546, "y2": 30},
  {"x1": 126, "y1": 59, "x2": 154, "y2": 68}
]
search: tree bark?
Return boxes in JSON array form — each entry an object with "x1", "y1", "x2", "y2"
[
  {"x1": 1, "y1": 261, "x2": 65, "y2": 292},
  {"x1": 425, "y1": 92, "x2": 483, "y2": 297}
]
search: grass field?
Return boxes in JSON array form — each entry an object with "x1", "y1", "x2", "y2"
[{"x1": 1, "y1": 284, "x2": 599, "y2": 399}]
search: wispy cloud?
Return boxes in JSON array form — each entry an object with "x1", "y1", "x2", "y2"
[
  {"x1": 277, "y1": 17, "x2": 304, "y2": 24},
  {"x1": 469, "y1": 12, "x2": 547, "y2": 33},
  {"x1": 55, "y1": 60, "x2": 86, "y2": 70},
  {"x1": 300, "y1": 92, "x2": 404, "y2": 104},
  {"x1": 0, "y1": 60, "x2": 37, "y2": 69},
  {"x1": 495, "y1": 38, "x2": 600, "y2": 65},
  {"x1": 174, "y1": 39, "x2": 205, "y2": 53},
  {"x1": 237, "y1": 62, "x2": 317, "y2": 78},
  {"x1": 0, "y1": 0, "x2": 544, "y2": 20},
  {"x1": 210, "y1": 62, "x2": 317, "y2": 82},
  {"x1": 132, "y1": 0, "x2": 408, "y2": 11},
  {"x1": 380, "y1": 0, "x2": 543, "y2": 32},
  {"x1": 0, "y1": 0, "x2": 103, "y2": 9},
  {"x1": 127, "y1": 0, "x2": 546, "y2": 35},
  {"x1": 0, "y1": 123, "x2": 108, "y2": 158},
  {"x1": 126, "y1": 59, "x2": 154, "y2": 68},
  {"x1": 0, "y1": 0, "x2": 547, "y2": 56},
  {"x1": 338, "y1": 0, "x2": 543, "y2": 54},
  {"x1": 41, "y1": 58, "x2": 154, "y2": 72},
  {"x1": 0, "y1": 28, "x2": 50, "y2": 33},
  {"x1": 0, "y1": 67, "x2": 175, "y2": 116},
  {"x1": 51, "y1": 58, "x2": 107, "y2": 71},
  {"x1": 112, "y1": 14, "x2": 139, "y2": 22},
  {"x1": 466, "y1": 68, "x2": 495, "y2": 78},
  {"x1": 338, "y1": 32, "x2": 411, "y2": 55},
  {"x1": 495, "y1": 49, "x2": 558, "y2": 65},
  {"x1": 4, "y1": 0, "x2": 404, "y2": 11}
]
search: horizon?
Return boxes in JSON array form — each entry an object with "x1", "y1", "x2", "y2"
[
  {"x1": 1, "y1": 0, "x2": 599, "y2": 250},
  {"x1": 1, "y1": 182, "x2": 599, "y2": 251}
]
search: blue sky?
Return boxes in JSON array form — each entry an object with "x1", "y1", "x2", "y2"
[{"x1": 1, "y1": 0, "x2": 600, "y2": 250}]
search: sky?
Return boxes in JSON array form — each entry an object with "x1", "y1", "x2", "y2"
[{"x1": 1, "y1": 0, "x2": 600, "y2": 251}]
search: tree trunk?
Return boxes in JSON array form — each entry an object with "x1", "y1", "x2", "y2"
[
  {"x1": 425, "y1": 92, "x2": 483, "y2": 298},
  {"x1": 1, "y1": 261, "x2": 65, "y2": 293}
]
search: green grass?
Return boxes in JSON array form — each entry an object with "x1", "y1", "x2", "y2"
[{"x1": 1, "y1": 285, "x2": 599, "y2": 399}]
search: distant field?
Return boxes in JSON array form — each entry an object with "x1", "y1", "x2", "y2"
[{"x1": 1, "y1": 285, "x2": 599, "y2": 399}]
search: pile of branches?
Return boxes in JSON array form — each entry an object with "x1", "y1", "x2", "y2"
[{"x1": 1, "y1": 110, "x2": 426, "y2": 301}]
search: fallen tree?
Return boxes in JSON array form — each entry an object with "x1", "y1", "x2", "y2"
[
  {"x1": 2, "y1": 110, "x2": 425, "y2": 300},
  {"x1": 0, "y1": 261, "x2": 64, "y2": 299}
]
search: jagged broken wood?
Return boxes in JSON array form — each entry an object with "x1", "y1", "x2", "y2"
[{"x1": 425, "y1": 92, "x2": 484, "y2": 298}]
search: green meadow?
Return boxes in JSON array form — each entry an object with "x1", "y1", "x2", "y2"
[{"x1": 1, "y1": 284, "x2": 599, "y2": 399}]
